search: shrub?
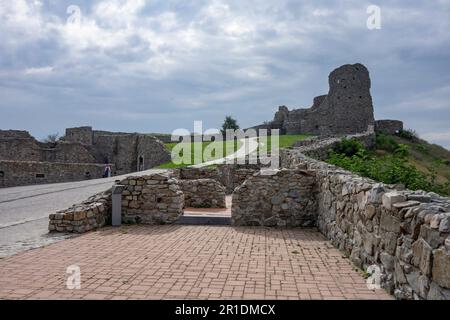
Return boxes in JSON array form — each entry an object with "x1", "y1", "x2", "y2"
[
  {"x1": 397, "y1": 129, "x2": 418, "y2": 141},
  {"x1": 327, "y1": 145, "x2": 450, "y2": 196},
  {"x1": 332, "y1": 138, "x2": 364, "y2": 157},
  {"x1": 375, "y1": 133, "x2": 398, "y2": 152},
  {"x1": 394, "y1": 144, "x2": 410, "y2": 158}
]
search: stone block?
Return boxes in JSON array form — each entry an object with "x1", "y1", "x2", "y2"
[
  {"x1": 419, "y1": 225, "x2": 444, "y2": 249},
  {"x1": 73, "y1": 211, "x2": 86, "y2": 221},
  {"x1": 432, "y1": 248, "x2": 450, "y2": 289},
  {"x1": 365, "y1": 205, "x2": 377, "y2": 220},
  {"x1": 380, "y1": 211, "x2": 401, "y2": 233},
  {"x1": 393, "y1": 201, "x2": 420, "y2": 209},
  {"x1": 439, "y1": 213, "x2": 450, "y2": 233},
  {"x1": 427, "y1": 281, "x2": 450, "y2": 300},
  {"x1": 411, "y1": 238, "x2": 432, "y2": 276},
  {"x1": 382, "y1": 192, "x2": 406, "y2": 210},
  {"x1": 380, "y1": 252, "x2": 395, "y2": 271}
]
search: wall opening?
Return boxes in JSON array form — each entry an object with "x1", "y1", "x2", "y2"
[
  {"x1": 138, "y1": 155, "x2": 144, "y2": 171},
  {"x1": 0, "y1": 171, "x2": 4, "y2": 178},
  {"x1": 36, "y1": 173, "x2": 45, "y2": 178}
]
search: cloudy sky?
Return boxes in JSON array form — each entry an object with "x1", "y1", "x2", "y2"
[{"x1": 1, "y1": 0, "x2": 450, "y2": 148}]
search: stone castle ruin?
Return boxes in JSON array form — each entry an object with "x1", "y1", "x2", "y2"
[
  {"x1": 0, "y1": 127, "x2": 170, "y2": 187},
  {"x1": 3, "y1": 62, "x2": 440, "y2": 300},
  {"x1": 253, "y1": 63, "x2": 403, "y2": 136}
]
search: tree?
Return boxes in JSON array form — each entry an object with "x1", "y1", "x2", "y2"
[
  {"x1": 221, "y1": 116, "x2": 239, "y2": 135},
  {"x1": 43, "y1": 133, "x2": 59, "y2": 144}
]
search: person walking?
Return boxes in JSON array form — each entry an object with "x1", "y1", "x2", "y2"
[{"x1": 103, "y1": 164, "x2": 111, "y2": 178}]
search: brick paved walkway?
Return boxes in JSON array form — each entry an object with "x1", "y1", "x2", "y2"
[{"x1": 0, "y1": 226, "x2": 392, "y2": 300}]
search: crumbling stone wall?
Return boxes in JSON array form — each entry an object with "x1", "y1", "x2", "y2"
[
  {"x1": 375, "y1": 120, "x2": 404, "y2": 135},
  {"x1": 287, "y1": 129, "x2": 376, "y2": 162},
  {"x1": 0, "y1": 127, "x2": 171, "y2": 187},
  {"x1": 92, "y1": 132, "x2": 171, "y2": 175},
  {"x1": 119, "y1": 173, "x2": 184, "y2": 224},
  {"x1": 218, "y1": 164, "x2": 261, "y2": 194},
  {"x1": 0, "y1": 130, "x2": 94, "y2": 163},
  {"x1": 48, "y1": 173, "x2": 228, "y2": 231},
  {"x1": 176, "y1": 167, "x2": 221, "y2": 180},
  {"x1": 232, "y1": 169, "x2": 317, "y2": 227},
  {"x1": 0, "y1": 160, "x2": 114, "y2": 188},
  {"x1": 181, "y1": 179, "x2": 226, "y2": 208},
  {"x1": 281, "y1": 141, "x2": 450, "y2": 300},
  {"x1": 175, "y1": 164, "x2": 261, "y2": 194},
  {"x1": 49, "y1": 189, "x2": 111, "y2": 233},
  {"x1": 65, "y1": 126, "x2": 93, "y2": 145},
  {"x1": 253, "y1": 63, "x2": 376, "y2": 136}
]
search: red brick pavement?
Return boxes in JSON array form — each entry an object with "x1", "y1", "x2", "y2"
[{"x1": 0, "y1": 225, "x2": 392, "y2": 300}]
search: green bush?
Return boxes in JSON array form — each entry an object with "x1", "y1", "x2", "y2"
[
  {"x1": 397, "y1": 129, "x2": 418, "y2": 141},
  {"x1": 327, "y1": 145, "x2": 450, "y2": 196},
  {"x1": 416, "y1": 144, "x2": 429, "y2": 155},
  {"x1": 375, "y1": 133, "x2": 399, "y2": 152},
  {"x1": 332, "y1": 138, "x2": 364, "y2": 157},
  {"x1": 394, "y1": 144, "x2": 410, "y2": 158}
]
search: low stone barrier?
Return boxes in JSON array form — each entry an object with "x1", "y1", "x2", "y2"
[
  {"x1": 375, "y1": 119, "x2": 404, "y2": 135},
  {"x1": 177, "y1": 167, "x2": 221, "y2": 180},
  {"x1": 281, "y1": 143, "x2": 450, "y2": 300},
  {"x1": 120, "y1": 173, "x2": 184, "y2": 224},
  {"x1": 175, "y1": 165, "x2": 261, "y2": 194},
  {"x1": 232, "y1": 169, "x2": 317, "y2": 227},
  {"x1": 49, "y1": 189, "x2": 111, "y2": 233},
  {"x1": 181, "y1": 179, "x2": 226, "y2": 208},
  {"x1": 218, "y1": 164, "x2": 261, "y2": 194},
  {"x1": 291, "y1": 130, "x2": 375, "y2": 161}
]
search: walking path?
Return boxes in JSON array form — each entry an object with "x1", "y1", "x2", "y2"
[
  {"x1": 191, "y1": 137, "x2": 260, "y2": 168},
  {"x1": 0, "y1": 226, "x2": 392, "y2": 300},
  {"x1": 0, "y1": 169, "x2": 166, "y2": 258}
]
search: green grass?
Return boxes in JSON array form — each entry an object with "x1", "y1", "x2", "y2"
[
  {"x1": 157, "y1": 140, "x2": 242, "y2": 169},
  {"x1": 376, "y1": 134, "x2": 450, "y2": 184},
  {"x1": 258, "y1": 134, "x2": 311, "y2": 152},
  {"x1": 157, "y1": 134, "x2": 311, "y2": 168},
  {"x1": 327, "y1": 133, "x2": 450, "y2": 196}
]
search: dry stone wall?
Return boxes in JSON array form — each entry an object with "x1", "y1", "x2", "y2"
[
  {"x1": 281, "y1": 145, "x2": 450, "y2": 300},
  {"x1": 119, "y1": 173, "x2": 184, "y2": 224},
  {"x1": 290, "y1": 130, "x2": 375, "y2": 161},
  {"x1": 181, "y1": 179, "x2": 226, "y2": 208},
  {"x1": 232, "y1": 169, "x2": 317, "y2": 227},
  {"x1": 176, "y1": 164, "x2": 261, "y2": 194},
  {"x1": 375, "y1": 120, "x2": 404, "y2": 135},
  {"x1": 49, "y1": 189, "x2": 111, "y2": 233}
]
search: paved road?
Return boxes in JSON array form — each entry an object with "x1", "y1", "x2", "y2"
[{"x1": 0, "y1": 169, "x2": 165, "y2": 258}]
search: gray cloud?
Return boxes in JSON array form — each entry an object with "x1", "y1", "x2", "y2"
[{"x1": 0, "y1": 0, "x2": 449, "y2": 149}]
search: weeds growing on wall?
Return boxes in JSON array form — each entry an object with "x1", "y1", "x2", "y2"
[{"x1": 327, "y1": 137, "x2": 450, "y2": 196}]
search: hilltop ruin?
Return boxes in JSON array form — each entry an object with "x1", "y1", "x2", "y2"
[{"x1": 253, "y1": 63, "x2": 402, "y2": 136}]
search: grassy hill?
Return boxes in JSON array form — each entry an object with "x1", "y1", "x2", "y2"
[
  {"x1": 158, "y1": 134, "x2": 310, "y2": 168},
  {"x1": 328, "y1": 130, "x2": 450, "y2": 196},
  {"x1": 375, "y1": 132, "x2": 450, "y2": 184}
]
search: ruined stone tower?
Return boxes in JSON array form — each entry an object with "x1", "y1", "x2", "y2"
[{"x1": 258, "y1": 63, "x2": 375, "y2": 136}]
